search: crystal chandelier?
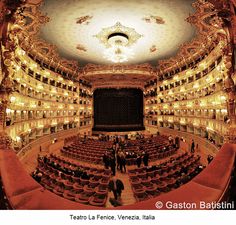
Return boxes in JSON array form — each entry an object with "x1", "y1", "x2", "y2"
[
  {"x1": 95, "y1": 22, "x2": 142, "y2": 63},
  {"x1": 103, "y1": 34, "x2": 134, "y2": 63}
]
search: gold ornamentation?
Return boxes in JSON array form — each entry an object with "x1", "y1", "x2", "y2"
[
  {"x1": 0, "y1": 132, "x2": 12, "y2": 150},
  {"x1": 76, "y1": 44, "x2": 87, "y2": 52},
  {"x1": 142, "y1": 15, "x2": 165, "y2": 25},
  {"x1": 94, "y1": 22, "x2": 142, "y2": 48},
  {"x1": 150, "y1": 45, "x2": 157, "y2": 53},
  {"x1": 76, "y1": 15, "x2": 93, "y2": 25},
  {"x1": 158, "y1": 0, "x2": 228, "y2": 75},
  {"x1": 6, "y1": 0, "x2": 228, "y2": 74}
]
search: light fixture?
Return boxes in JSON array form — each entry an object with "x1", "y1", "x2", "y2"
[
  {"x1": 16, "y1": 136, "x2": 21, "y2": 142},
  {"x1": 95, "y1": 22, "x2": 142, "y2": 63},
  {"x1": 103, "y1": 45, "x2": 134, "y2": 63},
  {"x1": 6, "y1": 108, "x2": 11, "y2": 114},
  {"x1": 103, "y1": 32, "x2": 134, "y2": 63},
  {"x1": 10, "y1": 96, "x2": 16, "y2": 102}
]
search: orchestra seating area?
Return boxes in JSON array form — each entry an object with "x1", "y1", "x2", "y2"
[
  {"x1": 129, "y1": 152, "x2": 202, "y2": 202},
  {"x1": 28, "y1": 135, "x2": 180, "y2": 207},
  {"x1": 31, "y1": 136, "x2": 194, "y2": 206},
  {"x1": 61, "y1": 135, "x2": 178, "y2": 165},
  {"x1": 36, "y1": 154, "x2": 111, "y2": 207},
  {"x1": 61, "y1": 139, "x2": 112, "y2": 164}
]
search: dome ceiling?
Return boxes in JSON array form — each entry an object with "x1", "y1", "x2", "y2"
[{"x1": 39, "y1": 0, "x2": 197, "y2": 66}]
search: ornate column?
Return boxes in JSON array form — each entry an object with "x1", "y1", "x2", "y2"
[
  {"x1": 0, "y1": 46, "x2": 15, "y2": 149},
  {"x1": 223, "y1": 66, "x2": 236, "y2": 143},
  {"x1": 0, "y1": 1, "x2": 21, "y2": 150}
]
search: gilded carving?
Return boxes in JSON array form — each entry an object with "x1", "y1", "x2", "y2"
[
  {"x1": 150, "y1": 45, "x2": 157, "y2": 53},
  {"x1": 0, "y1": 0, "x2": 231, "y2": 81},
  {"x1": 76, "y1": 44, "x2": 87, "y2": 52},
  {"x1": 76, "y1": 15, "x2": 93, "y2": 25},
  {"x1": 142, "y1": 15, "x2": 165, "y2": 25},
  {"x1": 0, "y1": 132, "x2": 12, "y2": 150}
]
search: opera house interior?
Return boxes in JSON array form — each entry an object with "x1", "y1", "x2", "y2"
[{"x1": 0, "y1": 0, "x2": 236, "y2": 210}]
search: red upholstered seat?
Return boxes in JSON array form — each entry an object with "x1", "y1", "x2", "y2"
[
  {"x1": 95, "y1": 184, "x2": 108, "y2": 195},
  {"x1": 89, "y1": 193, "x2": 107, "y2": 207},
  {"x1": 134, "y1": 191, "x2": 150, "y2": 202},
  {"x1": 157, "y1": 182, "x2": 168, "y2": 192},
  {"x1": 63, "y1": 190, "x2": 75, "y2": 201},
  {"x1": 132, "y1": 184, "x2": 145, "y2": 194},
  {"x1": 80, "y1": 179, "x2": 89, "y2": 185},
  {"x1": 146, "y1": 188, "x2": 160, "y2": 197},
  {"x1": 53, "y1": 186, "x2": 64, "y2": 196},
  {"x1": 72, "y1": 183, "x2": 83, "y2": 193},
  {"x1": 74, "y1": 193, "x2": 91, "y2": 204},
  {"x1": 83, "y1": 187, "x2": 95, "y2": 196}
]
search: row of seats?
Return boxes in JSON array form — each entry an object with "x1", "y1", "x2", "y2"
[
  {"x1": 128, "y1": 152, "x2": 202, "y2": 202},
  {"x1": 61, "y1": 138, "x2": 113, "y2": 164},
  {"x1": 126, "y1": 147, "x2": 178, "y2": 165},
  {"x1": 61, "y1": 135, "x2": 176, "y2": 164},
  {"x1": 61, "y1": 148, "x2": 102, "y2": 164},
  {"x1": 35, "y1": 154, "x2": 111, "y2": 207}
]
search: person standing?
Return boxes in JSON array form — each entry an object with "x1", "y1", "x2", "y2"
[
  {"x1": 175, "y1": 136, "x2": 179, "y2": 149},
  {"x1": 191, "y1": 140, "x2": 195, "y2": 153},
  {"x1": 136, "y1": 154, "x2": 142, "y2": 168},
  {"x1": 207, "y1": 155, "x2": 213, "y2": 164},
  {"x1": 109, "y1": 177, "x2": 124, "y2": 200},
  {"x1": 143, "y1": 151, "x2": 149, "y2": 167},
  {"x1": 117, "y1": 151, "x2": 121, "y2": 170},
  {"x1": 110, "y1": 157, "x2": 116, "y2": 176},
  {"x1": 103, "y1": 152, "x2": 110, "y2": 169},
  {"x1": 120, "y1": 152, "x2": 126, "y2": 173}
]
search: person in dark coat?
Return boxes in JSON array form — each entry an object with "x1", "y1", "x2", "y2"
[
  {"x1": 175, "y1": 136, "x2": 180, "y2": 149},
  {"x1": 81, "y1": 172, "x2": 90, "y2": 180},
  {"x1": 116, "y1": 152, "x2": 121, "y2": 170},
  {"x1": 207, "y1": 155, "x2": 214, "y2": 164},
  {"x1": 75, "y1": 167, "x2": 83, "y2": 177},
  {"x1": 103, "y1": 152, "x2": 110, "y2": 169},
  {"x1": 143, "y1": 151, "x2": 149, "y2": 167},
  {"x1": 109, "y1": 197, "x2": 122, "y2": 207},
  {"x1": 136, "y1": 154, "x2": 142, "y2": 168},
  {"x1": 191, "y1": 140, "x2": 195, "y2": 153},
  {"x1": 108, "y1": 178, "x2": 124, "y2": 200},
  {"x1": 110, "y1": 157, "x2": 116, "y2": 176}
]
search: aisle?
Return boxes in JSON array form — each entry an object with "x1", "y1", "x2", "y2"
[{"x1": 105, "y1": 169, "x2": 136, "y2": 207}]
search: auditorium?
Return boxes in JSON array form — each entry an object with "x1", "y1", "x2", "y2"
[{"x1": 0, "y1": 0, "x2": 236, "y2": 210}]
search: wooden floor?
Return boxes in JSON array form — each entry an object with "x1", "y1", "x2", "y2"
[{"x1": 20, "y1": 145, "x2": 204, "y2": 208}]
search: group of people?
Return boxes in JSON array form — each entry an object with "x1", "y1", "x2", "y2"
[
  {"x1": 207, "y1": 154, "x2": 214, "y2": 164},
  {"x1": 168, "y1": 135, "x2": 180, "y2": 149},
  {"x1": 32, "y1": 168, "x2": 43, "y2": 182},
  {"x1": 37, "y1": 155, "x2": 90, "y2": 180},
  {"x1": 136, "y1": 151, "x2": 149, "y2": 167},
  {"x1": 103, "y1": 147, "x2": 150, "y2": 175},
  {"x1": 102, "y1": 149, "x2": 127, "y2": 175}
]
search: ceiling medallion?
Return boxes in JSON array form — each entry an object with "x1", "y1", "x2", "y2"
[
  {"x1": 94, "y1": 22, "x2": 142, "y2": 63},
  {"x1": 94, "y1": 22, "x2": 142, "y2": 48}
]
